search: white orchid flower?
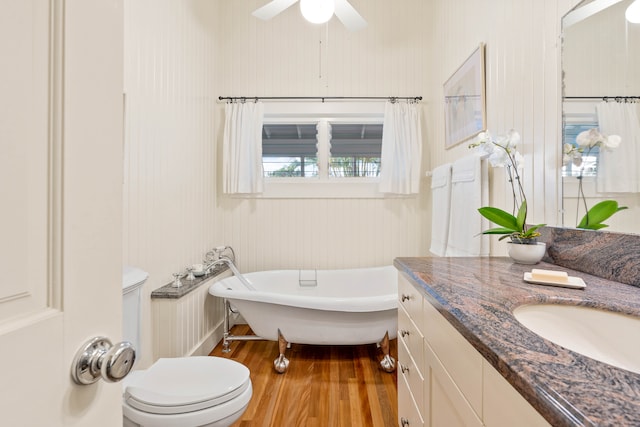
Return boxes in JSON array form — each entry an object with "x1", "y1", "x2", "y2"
[
  {"x1": 603, "y1": 134, "x2": 621, "y2": 150},
  {"x1": 488, "y1": 148, "x2": 509, "y2": 167},
  {"x1": 562, "y1": 143, "x2": 583, "y2": 166},
  {"x1": 563, "y1": 143, "x2": 574, "y2": 154},
  {"x1": 504, "y1": 129, "x2": 521, "y2": 150},
  {"x1": 576, "y1": 128, "x2": 599, "y2": 148}
]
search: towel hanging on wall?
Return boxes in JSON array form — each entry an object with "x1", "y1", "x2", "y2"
[
  {"x1": 445, "y1": 154, "x2": 489, "y2": 257},
  {"x1": 429, "y1": 163, "x2": 452, "y2": 256}
]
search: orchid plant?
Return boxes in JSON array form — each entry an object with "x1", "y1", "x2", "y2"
[
  {"x1": 563, "y1": 128, "x2": 627, "y2": 230},
  {"x1": 469, "y1": 130, "x2": 545, "y2": 243}
]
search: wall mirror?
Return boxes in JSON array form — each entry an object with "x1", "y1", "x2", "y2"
[{"x1": 561, "y1": 0, "x2": 640, "y2": 234}]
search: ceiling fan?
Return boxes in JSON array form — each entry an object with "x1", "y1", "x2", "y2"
[{"x1": 252, "y1": 0, "x2": 367, "y2": 32}]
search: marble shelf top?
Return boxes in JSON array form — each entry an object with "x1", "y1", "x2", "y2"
[
  {"x1": 394, "y1": 256, "x2": 640, "y2": 427},
  {"x1": 151, "y1": 265, "x2": 229, "y2": 299}
]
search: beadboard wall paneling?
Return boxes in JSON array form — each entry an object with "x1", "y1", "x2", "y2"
[
  {"x1": 152, "y1": 273, "x2": 230, "y2": 360},
  {"x1": 214, "y1": 0, "x2": 431, "y2": 272},
  {"x1": 123, "y1": 0, "x2": 218, "y2": 367},
  {"x1": 425, "y1": 0, "x2": 577, "y2": 255}
]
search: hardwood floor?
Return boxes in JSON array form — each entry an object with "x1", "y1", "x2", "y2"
[{"x1": 209, "y1": 325, "x2": 398, "y2": 427}]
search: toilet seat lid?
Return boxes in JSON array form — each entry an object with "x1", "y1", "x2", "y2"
[{"x1": 124, "y1": 356, "x2": 250, "y2": 415}]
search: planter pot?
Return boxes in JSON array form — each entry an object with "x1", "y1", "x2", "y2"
[{"x1": 507, "y1": 242, "x2": 546, "y2": 265}]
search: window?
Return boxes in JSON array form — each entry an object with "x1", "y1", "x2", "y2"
[
  {"x1": 257, "y1": 101, "x2": 387, "y2": 198},
  {"x1": 262, "y1": 120, "x2": 383, "y2": 180},
  {"x1": 328, "y1": 123, "x2": 382, "y2": 177},
  {"x1": 562, "y1": 122, "x2": 599, "y2": 177},
  {"x1": 262, "y1": 124, "x2": 318, "y2": 178}
]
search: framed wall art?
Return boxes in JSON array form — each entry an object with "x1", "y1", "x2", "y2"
[{"x1": 443, "y1": 43, "x2": 486, "y2": 149}]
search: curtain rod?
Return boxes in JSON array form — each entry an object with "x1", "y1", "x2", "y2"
[
  {"x1": 218, "y1": 96, "x2": 422, "y2": 103},
  {"x1": 564, "y1": 96, "x2": 640, "y2": 101}
]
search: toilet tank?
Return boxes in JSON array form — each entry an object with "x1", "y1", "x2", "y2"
[{"x1": 122, "y1": 266, "x2": 148, "y2": 356}]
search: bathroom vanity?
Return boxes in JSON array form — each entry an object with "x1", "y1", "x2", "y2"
[{"x1": 395, "y1": 256, "x2": 640, "y2": 427}]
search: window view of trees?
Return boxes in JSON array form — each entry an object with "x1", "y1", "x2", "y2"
[
  {"x1": 329, "y1": 157, "x2": 380, "y2": 177},
  {"x1": 264, "y1": 156, "x2": 318, "y2": 177},
  {"x1": 262, "y1": 122, "x2": 383, "y2": 178}
]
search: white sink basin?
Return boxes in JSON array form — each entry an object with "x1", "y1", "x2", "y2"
[{"x1": 513, "y1": 304, "x2": 640, "y2": 374}]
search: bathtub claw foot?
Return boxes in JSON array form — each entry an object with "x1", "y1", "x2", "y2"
[
  {"x1": 274, "y1": 354, "x2": 289, "y2": 373},
  {"x1": 379, "y1": 331, "x2": 396, "y2": 373},
  {"x1": 380, "y1": 354, "x2": 396, "y2": 373},
  {"x1": 273, "y1": 329, "x2": 290, "y2": 374}
]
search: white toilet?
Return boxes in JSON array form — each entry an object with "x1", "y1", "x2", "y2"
[{"x1": 122, "y1": 267, "x2": 252, "y2": 427}]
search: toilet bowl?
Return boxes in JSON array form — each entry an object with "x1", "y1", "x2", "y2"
[
  {"x1": 121, "y1": 267, "x2": 252, "y2": 427},
  {"x1": 122, "y1": 356, "x2": 252, "y2": 427}
]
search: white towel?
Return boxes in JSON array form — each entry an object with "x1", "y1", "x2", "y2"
[
  {"x1": 446, "y1": 154, "x2": 489, "y2": 257},
  {"x1": 429, "y1": 163, "x2": 452, "y2": 256}
]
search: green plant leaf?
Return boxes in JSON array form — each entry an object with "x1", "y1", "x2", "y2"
[
  {"x1": 478, "y1": 207, "x2": 519, "y2": 231},
  {"x1": 577, "y1": 200, "x2": 625, "y2": 228},
  {"x1": 524, "y1": 223, "x2": 546, "y2": 234},
  {"x1": 516, "y1": 201, "x2": 527, "y2": 231},
  {"x1": 513, "y1": 223, "x2": 546, "y2": 239},
  {"x1": 481, "y1": 227, "x2": 517, "y2": 235}
]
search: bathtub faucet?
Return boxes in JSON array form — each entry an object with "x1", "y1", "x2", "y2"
[{"x1": 208, "y1": 256, "x2": 256, "y2": 291}]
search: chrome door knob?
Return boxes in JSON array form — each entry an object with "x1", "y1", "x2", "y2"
[{"x1": 71, "y1": 336, "x2": 136, "y2": 385}]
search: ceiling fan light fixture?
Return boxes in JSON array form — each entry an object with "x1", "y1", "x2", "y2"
[
  {"x1": 627, "y1": 0, "x2": 640, "y2": 24},
  {"x1": 300, "y1": 0, "x2": 335, "y2": 24}
]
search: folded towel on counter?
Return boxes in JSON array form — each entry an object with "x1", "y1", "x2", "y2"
[
  {"x1": 446, "y1": 154, "x2": 489, "y2": 257},
  {"x1": 429, "y1": 163, "x2": 452, "y2": 256}
]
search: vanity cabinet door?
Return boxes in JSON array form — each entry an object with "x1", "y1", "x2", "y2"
[
  {"x1": 424, "y1": 340, "x2": 483, "y2": 427},
  {"x1": 483, "y1": 361, "x2": 551, "y2": 427},
  {"x1": 423, "y1": 295, "x2": 483, "y2": 416}
]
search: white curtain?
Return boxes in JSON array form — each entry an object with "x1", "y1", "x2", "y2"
[
  {"x1": 596, "y1": 101, "x2": 640, "y2": 193},
  {"x1": 222, "y1": 102, "x2": 264, "y2": 194},
  {"x1": 379, "y1": 102, "x2": 422, "y2": 194}
]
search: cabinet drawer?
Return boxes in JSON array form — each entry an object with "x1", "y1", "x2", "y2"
[
  {"x1": 423, "y1": 298, "x2": 483, "y2": 417},
  {"x1": 399, "y1": 337, "x2": 424, "y2": 413},
  {"x1": 398, "y1": 370, "x2": 425, "y2": 427},
  {"x1": 398, "y1": 304, "x2": 424, "y2": 372},
  {"x1": 398, "y1": 273, "x2": 423, "y2": 330}
]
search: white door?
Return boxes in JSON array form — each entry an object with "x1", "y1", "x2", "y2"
[{"x1": 0, "y1": 1, "x2": 125, "y2": 425}]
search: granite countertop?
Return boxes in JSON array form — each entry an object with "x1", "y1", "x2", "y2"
[{"x1": 394, "y1": 256, "x2": 640, "y2": 427}]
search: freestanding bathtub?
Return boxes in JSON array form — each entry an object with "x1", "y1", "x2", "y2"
[{"x1": 208, "y1": 265, "x2": 398, "y2": 372}]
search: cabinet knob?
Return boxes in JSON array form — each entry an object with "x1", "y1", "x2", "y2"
[
  {"x1": 401, "y1": 294, "x2": 411, "y2": 302},
  {"x1": 401, "y1": 417, "x2": 410, "y2": 426},
  {"x1": 400, "y1": 364, "x2": 410, "y2": 374},
  {"x1": 400, "y1": 329, "x2": 410, "y2": 337}
]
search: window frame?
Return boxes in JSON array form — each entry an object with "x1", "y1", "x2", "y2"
[{"x1": 254, "y1": 101, "x2": 393, "y2": 199}]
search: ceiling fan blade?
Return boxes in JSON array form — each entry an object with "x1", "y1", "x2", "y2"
[
  {"x1": 252, "y1": 0, "x2": 299, "y2": 20},
  {"x1": 333, "y1": 0, "x2": 367, "y2": 31}
]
